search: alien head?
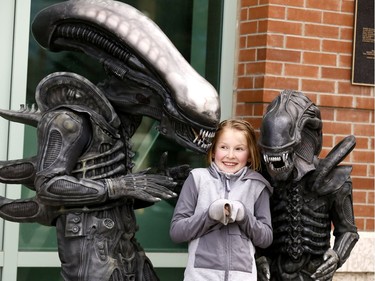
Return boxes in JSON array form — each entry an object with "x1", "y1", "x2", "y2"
[
  {"x1": 259, "y1": 90, "x2": 322, "y2": 182},
  {"x1": 31, "y1": 0, "x2": 220, "y2": 154}
]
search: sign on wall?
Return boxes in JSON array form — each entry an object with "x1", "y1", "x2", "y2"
[{"x1": 352, "y1": 0, "x2": 374, "y2": 86}]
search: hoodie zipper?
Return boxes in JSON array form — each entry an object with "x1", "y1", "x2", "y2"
[{"x1": 224, "y1": 175, "x2": 230, "y2": 281}]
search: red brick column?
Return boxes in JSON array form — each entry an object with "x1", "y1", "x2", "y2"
[{"x1": 236, "y1": 0, "x2": 374, "y2": 231}]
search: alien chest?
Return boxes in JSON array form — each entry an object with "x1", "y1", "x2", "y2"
[{"x1": 270, "y1": 183, "x2": 331, "y2": 260}]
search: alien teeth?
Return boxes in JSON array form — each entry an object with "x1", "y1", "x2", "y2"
[
  {"x1": 193, "y1": 128, "x2": 215, "y2": 149},
  {"x1": 269, "y1": 156, "x2": 281, "y2": 162},
  {"x1": 263, "y1": 153, "x2": 289, "y2": 164},
  {"x1": 282, "y1": 153, "x2": 288, "y2": 162},
  {"x1": 263, "y1": 154, "x2": 269, "y2": 163},
  {"x1": 270, "y1": 163, "x2": 289, "y2": 171},
  {"x1": 263, "y1": 152, "x2": 292, "y2": 171}
]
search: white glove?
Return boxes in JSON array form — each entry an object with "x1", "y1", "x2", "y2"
[
  {"x1": 208, "y1": 199, "x2": 232, "y2": 225},
  {"x1": 230, "y1": 201, "x2": 245, "y2": 222}
]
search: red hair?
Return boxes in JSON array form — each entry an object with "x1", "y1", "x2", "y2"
[{"x1": 207, "y1": 119, "x2": 261, "y2": 171}]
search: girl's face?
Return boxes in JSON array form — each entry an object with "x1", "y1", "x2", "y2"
[{"x1": 212, "y1": 128, "x2": 250, "y2": 174}]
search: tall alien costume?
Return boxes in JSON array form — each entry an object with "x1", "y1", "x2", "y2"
[
  {"x1": 0, "y1": 1, "x2": 220, "y2": 281},
  {"x1": 257, "y1": 90, "x2": 359, "y2": 281}
]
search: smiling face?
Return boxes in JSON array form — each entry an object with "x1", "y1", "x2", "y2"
[{"x1": 212, "y1": 128, "x2": 250, "y2": 174}]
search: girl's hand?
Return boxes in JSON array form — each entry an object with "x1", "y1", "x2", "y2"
[
  {"x1": 209, "y1": 200, "x2": 246, "y2": 224},
  {"x1": 229, "y1": 201, "x2": 245, "y2": 222},
  {"x1": 209, "y1": 199, "x2": 232, "y2": 225}
]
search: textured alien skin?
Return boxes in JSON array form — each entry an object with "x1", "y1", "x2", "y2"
[
  {"x1": 0, "y1": 1, "x2": 220, "y2": 280},
  {"x1": 257, "y1": 90, "x2": 358, "y2": 281}
]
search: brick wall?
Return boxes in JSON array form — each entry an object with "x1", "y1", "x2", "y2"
[{"x1": 235, "y1": 0, "x2": 374, "y2": 231}]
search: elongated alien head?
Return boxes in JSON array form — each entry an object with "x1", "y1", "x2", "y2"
[
  {"x1": 259, "y1": 90, "x2": 322, "y2": 182},
  {"x1": 31, "y1": 0, "x2": 220, "y2": 154}
]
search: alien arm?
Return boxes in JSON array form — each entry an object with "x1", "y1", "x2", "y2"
[
  {"x1": 331, "y1": 180, "x2": 359, "y2": 267},
  {"x1": 0, "y1": 150, "x2": 57, "y2": 225},
  {"x1": 35, "y1": 109, "x2": 175, "y2": 207},
  {"x1": 0, "y1": 157, "x2": 37, "y2": 189},
  {"x1": 0, "y1": 196, "x2": 60, "y2": 226},
  {"x1": 311, "y1": 178, "x2": 359, "y2": 280},
  {"x1": 34, "y1": 109, "x2": 111, "y2": 206}
]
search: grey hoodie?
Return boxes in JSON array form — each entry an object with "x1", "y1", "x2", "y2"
[{"x1": 170, "y1": 163, "x2": 273, "y2": 281}]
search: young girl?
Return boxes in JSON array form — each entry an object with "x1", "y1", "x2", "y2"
[{"x1": 170, "y1": 119, "x2": 273, "y2": 281}]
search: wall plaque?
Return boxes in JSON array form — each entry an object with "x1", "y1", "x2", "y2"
[{"x1": 352, "y1": 0, "x2": 374, "y2": 86}]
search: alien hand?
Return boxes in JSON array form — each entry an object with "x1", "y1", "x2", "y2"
[
  {"x1": 311, "y1": 248, "x2": 339, "y2": 281},
  {"x1": 208, "y1": 199, "x2": 232, "y2": 225},
  {"x1": 229, "y1": 200, "x2": 245, "y2": 222},
  {"x1": 157, "y1": 152, "x2": 191, "y2": 194},
  {"x1": 106, "y1": 170, "x2": 177, "y2": 202},
  {"x1": 256, "y1": 256, "x2": 271, "y2": 281}
]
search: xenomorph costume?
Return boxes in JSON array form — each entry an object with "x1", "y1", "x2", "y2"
[
  {"x1": 0, "y1": 1, "x2": 220, "y2": 281},
  {"x1": 257, "y1": 90, "x2": 358, "y2": 281}
]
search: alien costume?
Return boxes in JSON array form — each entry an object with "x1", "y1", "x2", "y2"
[
  {"x1": 36, "y1": 72, "x2": 175, "y2": 281},
  {"x1": 257, "y1": 90, "x2": 358, "y2": 281},
  {"x1": 0, "y1": 1, "x2": 220, "y2": 280}
]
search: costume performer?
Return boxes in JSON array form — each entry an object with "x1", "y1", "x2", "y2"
[
  {"x1": 0, "y1": 1, "x2": 220, "y2": 280},
  {"x1": 257, "y1": 90, "x2": 359, "y2": 281}
]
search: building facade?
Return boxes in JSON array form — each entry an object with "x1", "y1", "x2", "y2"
[{"x1": 235, "y1": 0, "x2": 374, "y2": 280}]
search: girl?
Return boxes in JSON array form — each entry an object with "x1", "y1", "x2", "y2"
[{"x1": 170, "y1": 119, "x2": 273, "y2": 281}]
